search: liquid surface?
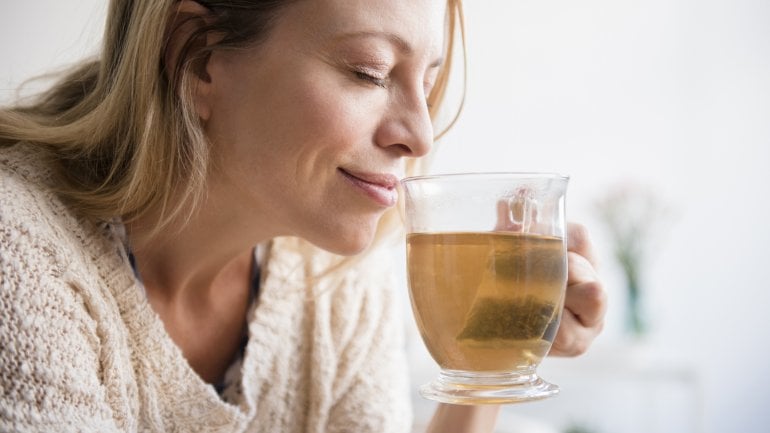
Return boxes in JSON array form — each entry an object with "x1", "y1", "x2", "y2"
[{"x1": 407, "y1": 232, "x2": 567, "y2": 371}]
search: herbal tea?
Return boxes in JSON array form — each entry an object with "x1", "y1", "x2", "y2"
[{"x1": 407, "y1": 231, "x2": 567, "y2": 372}]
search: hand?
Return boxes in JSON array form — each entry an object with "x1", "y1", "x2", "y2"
[
  {"x1": 426, "y1": 404, "x2": 500, "y2": 433},
  {"x1": 493, "y1": 198, "x2": 607, "y2": 356},
  {"x1": 549, "y1": 223, "x2": 607, "y2": 356}
]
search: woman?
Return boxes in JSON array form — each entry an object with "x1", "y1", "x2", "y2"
[{"x1": 0, "y1": 0, "x2": 606, "y2": 432}]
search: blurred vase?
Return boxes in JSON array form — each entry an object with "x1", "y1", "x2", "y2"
[
  {"x1": 623, "y1": 263, "x2": 646, "y2": 337},
  {"x1": 593, "y1": 180, "x2": 672, "y2": 339}
]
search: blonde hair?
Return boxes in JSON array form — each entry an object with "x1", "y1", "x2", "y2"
[{"x1": 0, "y1": 0, "x2": 466, "y2": 269}]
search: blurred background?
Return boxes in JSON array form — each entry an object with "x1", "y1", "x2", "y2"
[{"x1": 2, "y1": 1, "x2": 768, "y2": 432}]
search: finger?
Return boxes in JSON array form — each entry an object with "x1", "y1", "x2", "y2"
[
  {"x1": 495, "y1": 199, "x2": 510, "y2": 230},
  {"x1": 564, "y1": 280, "x2": 607, "y2": 328},
  {"x1": 549, "y1": 309, "x2": 602, "y2": 357},
  {"x1": 494, "y1": 199, "x2": 521, "y2": 231},
  {"x1": 567, "y1": 223, "x2": 599, "y2": 269},
  {"x1": 567, "y1": 251, "x2": 598, "y2": 286},
  {"x1": 565, "y1": 252, "x2": 607, "y2": 327}
]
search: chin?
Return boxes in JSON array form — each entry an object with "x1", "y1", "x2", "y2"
[
  {"x1": 321, "y1": 235, "x2": 374, "y2": 256},
  {"x1": 298, "y1": 211, "x2": 383, "y2": 256},
  {"x1": 310, "y1": 225, "x2": 377, "y2": 257}
]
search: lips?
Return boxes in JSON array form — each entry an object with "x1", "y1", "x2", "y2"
[{"x1": 339, "y1": 168, "x2": 399, "y2": 207}]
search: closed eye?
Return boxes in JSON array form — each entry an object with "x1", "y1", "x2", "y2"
[{"x1": 354, "y1": 70, "x2": 388, "y2": 88}]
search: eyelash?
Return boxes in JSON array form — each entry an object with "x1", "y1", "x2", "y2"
[
  {"x1": 354, "y1": 70, "x2": 388, "y2": 89},
  {"x1": 352, "y1": 68, "x2": 433, "y2": 108}
]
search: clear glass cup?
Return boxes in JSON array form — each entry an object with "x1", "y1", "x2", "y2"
[{"x1": 402, "y1": 172, "x2": 569, "y2": 404}]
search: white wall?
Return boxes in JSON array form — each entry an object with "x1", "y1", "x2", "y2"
[
  {"x1": 2, "y1": 1, "x2": 768, "y2": 433},
  {"x1": 427, "y1": 1, "x2": 770, "y2": 432},
  {"x1": 0, "y1": 2, "x2": 106, "y2": 100}
]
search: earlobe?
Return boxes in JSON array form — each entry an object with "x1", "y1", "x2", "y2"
[
  {"x1": 194, "y1": 73, "x2": 214, "y2": 122},
  {"x1": 194, "y1": 81, "x2": 212, "y2": 123}
]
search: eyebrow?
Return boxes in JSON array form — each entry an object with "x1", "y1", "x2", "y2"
[{"x1": 333, "y1": 31, "x2": 444, "y2": 68}]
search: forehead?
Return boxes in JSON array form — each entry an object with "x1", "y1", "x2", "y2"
[{"x1": 282, "y1": 0, "x2": 446, "y2": 54}]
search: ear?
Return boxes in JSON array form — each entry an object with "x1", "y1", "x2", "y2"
[{"x1": 164, "y1": 0, "x2": 215, "y2": 122}]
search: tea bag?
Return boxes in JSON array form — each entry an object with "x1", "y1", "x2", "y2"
[{"x1": 456, "y1": 188, "x2": 558, "y2": 346}]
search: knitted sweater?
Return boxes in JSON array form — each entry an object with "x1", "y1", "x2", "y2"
[{"x1": 0, "y1": 143, "x2": 412, "y2": 432}]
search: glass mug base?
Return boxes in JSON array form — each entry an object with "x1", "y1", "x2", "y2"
[{"x1": 419, "y1": 369, "x2": 559, "y2": 405}]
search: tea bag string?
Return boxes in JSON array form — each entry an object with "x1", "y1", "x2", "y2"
[{"x1": 495, "y1": 187, "x2": 539, "y2": 233}]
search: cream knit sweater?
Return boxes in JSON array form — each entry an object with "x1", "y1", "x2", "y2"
[{"x1": 0, "y1": 143, "x2": 412, "y2": 432}]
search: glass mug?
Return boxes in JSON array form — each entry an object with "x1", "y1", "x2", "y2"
[{"x1": 402, "y1": 173, "x2": 569, "y2": 404}]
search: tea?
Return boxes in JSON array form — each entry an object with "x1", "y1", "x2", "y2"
[{"x1": 407, "y1": 231, "x2": 566, "y2": 372}]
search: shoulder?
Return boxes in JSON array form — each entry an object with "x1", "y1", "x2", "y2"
[
  {"x1": 0, "y1": 142, "x2": 132, "y2": 315},
  {"x1": 0, "y1": 147, "x2": 106, "y2": 425},
  {"x1": 0, "y1": 145, "x2": 132, "y2": 428},
  {"x1": 0, "y1": 143, "x2": 84, "y2": 275},
  {"x1": 0, "y1": 142, "x2": 56, "y2": 189},
  {"x1": 0, "y1": 142, "x2": 124, "y2": 331},
  {"x1": 1, "y1": 142, "x2": 66, "y2": 231},
  {"x1": 0, "y1": 142, "x2": 101, "y2": 318}
]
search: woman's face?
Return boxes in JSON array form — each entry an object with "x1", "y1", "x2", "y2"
[{"x1": 200, "y1": 0, "x2": 445, "y2": 255}]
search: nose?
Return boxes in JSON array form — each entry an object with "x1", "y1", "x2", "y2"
[{"x1": 374, "y1": 88, "x2": 434, "y2": 158}]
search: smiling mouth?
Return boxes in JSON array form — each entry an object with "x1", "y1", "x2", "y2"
[{"x1": 338, "y1": 168, "x2": 399, "y2": 207}]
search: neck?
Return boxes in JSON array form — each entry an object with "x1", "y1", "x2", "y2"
[{"x1": 125, "y1": 195, "x2": 274, "y2": 304}]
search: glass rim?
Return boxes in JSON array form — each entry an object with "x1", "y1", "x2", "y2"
[{"x1": 401, "y1": 171, "x2": 570, "y2": 185}]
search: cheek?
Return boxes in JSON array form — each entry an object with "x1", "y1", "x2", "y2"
[
  {"x1": 283, "y1": 83, "x2": 387, "y2": 248},
  {"x1": 211, "y1": 65, "x2": 386, "y2": 250},
  {"x1": 296, "y1": 80, "x2": 370, "y2": 142},
  {"x1": 279, "y1": 78, "x2": 376, "y2": 177}
]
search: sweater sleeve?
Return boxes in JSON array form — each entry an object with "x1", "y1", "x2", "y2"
[
  {"x1": 324, "y1": 260, "x2": 413, "y2": 433},
  {"x1": 0, "y1": 200, "x2": 121, "y2": 431}
]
